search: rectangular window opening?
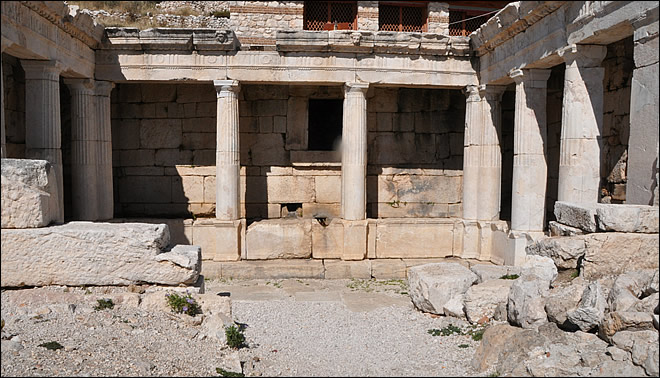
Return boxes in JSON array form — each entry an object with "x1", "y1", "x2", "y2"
[
  {"x1": 378, "y1": 2, "x2": 427, "y2": 32},
  {"x1": 308, "y1": 99, "x2": 343, "y2": 151},
  {"x1": 304, "y1": 1, "x2": 358, "y2": 31}
]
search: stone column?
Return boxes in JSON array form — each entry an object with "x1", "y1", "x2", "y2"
[
  {"x1": 21, "y1": 60, "x2": 63, "y2": 223},
  {"x1": 509, "y1": 68, "x2": 551, "y2": 232},
  {"x1": 462, "y1": 85, "x2": 481, "y2": 221},
  {"x1": 627, "y1": 20, "x2": 659, "y2": 205},
  {"x1": 478, "y1": 85, "x2": 506, "y2": 221},
  {"x1": 213, "y1": 80, "x2": 242, "y2": 261},
  {"x1": 95, "y1": 81, "x2": 115, "y2": 220},
  {"x1": 557, "y1": 44, "x2": 607, "y2": 203},
  {"x1": 341, "y1": 82, "x2": 369, "y2": 261},
  {"x1": 64, "y1": 78, "x2": 98, "y2": 220},
  {"x1": 214, "y1": 80, "x2": 240, "y2": 221},
  {"x1": 341, "y1": 82, "x2": 369, "y2": 221},
  {"x1": 1, "y1": 45, "x2": 6, "y2": 158}
]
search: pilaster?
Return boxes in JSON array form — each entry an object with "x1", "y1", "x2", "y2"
[
  {"x1": 478, "y1": 85, "x2": 506, "y2": 221},
  {"x1": 95, "y1": 81, "x2": 115, "y2": 220},
  {"x1": 462, "y1": 85, "x2": 481, "y2": 221},
  {"x1": 557, "y1": 44, "x2": 607, "y2": 203},
  {"x1": 509, "y1": 68, "x2": 551, "y2": 232},
  {"x1": 21, "y1": 59, "x2": 64, "y2": 223}
]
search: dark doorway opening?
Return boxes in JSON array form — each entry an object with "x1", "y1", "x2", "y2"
[{"x1": 308, "y1": 99, "x2": 343, "y2": 151}]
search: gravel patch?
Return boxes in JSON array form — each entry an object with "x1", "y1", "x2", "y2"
[{"x1": 1, "y1": 279, "x2": 492, "y2": 377}]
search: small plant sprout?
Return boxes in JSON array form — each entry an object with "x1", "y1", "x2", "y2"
[
  {"x1": 216, "y1": 367, "x2": 244, "y2": 377},
  {"x1": 94, "y1": 298, "x2": 115, "y2": 311},
  {"x1": 225, "y1": 324, "x2": 246, "y2": 349},
  {"x1": 165, "y1": 292, "x2": 202, "y2": 317},
  {"x1": 39, "y1": 341, "x2": 64, "y2": 350},
  {"x1": 499, "y1": 274, "x2": 520, "y2": 280}
]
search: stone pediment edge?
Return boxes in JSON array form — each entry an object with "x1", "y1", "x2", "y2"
[{"x1": 470, "y1": 1, "x2": 567, "y2": 57}]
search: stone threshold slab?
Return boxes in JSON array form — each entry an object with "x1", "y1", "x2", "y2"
[{"x1": 200, "y1": 257, "x2": 494, "y2": 280}]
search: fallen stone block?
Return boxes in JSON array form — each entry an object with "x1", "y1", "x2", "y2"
[
  {"x1": 526, "y1": 236, "x2": 586, "y2": 270},
  {"x1": 608, "y1": 269, "x2": 659, "y2": 312},
  {"x1": 581, "y1": 233, "x2": 659, "y2": 280},
  {"x1": 507, "y1": 274, "x2": 549, "y2": 329},
  {"x1": 1, "y1": 222, "x2": 200, "y2": 287},
  {"x1": 520, "y1": 255, "x2": 557, "y2": 287},
  {"x1": 407, "y1": 262, "x2": 478, "y2": 315},
  {"x1": 599, "y1": 311, "x2": 656, "y2": 343},
  {"x1": 545, "y1": 277, "x2": 588, "y2": 330},
  {"x1": 566, "y1": 281, "x2": 607, "y2": 332},
  {"x1": 596, "y1": 204, "x2": 659, "y2": 233},
  {"x1": 610, "y1": 330, "x2": 659, "y2": 376},
  {"x1": 464, "y1": 279, "x2": 513, "y2": 324},
  {"x1": 469, "y1": 264, "x2": 521, "y2": 283},
  {"x1": 1, "y1": 158, "x2": 59, "y2": 228},
  {"x1": 548, "y1": 221, "x2": 584, "y2": 237},
  {"x1": 554, "y1": 201, "x2": 598, "y2": 233}
]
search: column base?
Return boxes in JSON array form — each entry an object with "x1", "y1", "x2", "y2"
[
  {"x1": 342, "y1": 219, "x2": 368, "y2": 261},
  {"x1": 213, "y1": 220, "x2": 242, "y2": 262},
  {"x1": 460, "y1": 220, "x2": 509, "y2": 261},
  {"x1": 491, "y1": 230, "x2": 545, "y2": 266}
]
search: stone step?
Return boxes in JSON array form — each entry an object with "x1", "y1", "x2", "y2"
[{"x1": 200, "y1": 257, "x2": 493, "y2": 280}]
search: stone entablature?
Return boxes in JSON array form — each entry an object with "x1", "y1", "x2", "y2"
[{"x1": 97, "y1": 28, "x2": 476, "y2": 87}]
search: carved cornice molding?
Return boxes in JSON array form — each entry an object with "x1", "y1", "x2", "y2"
[
  {"x1": 19, "y1": 1, "x2": 104, "y2": 48},
  {"x1": 471, "y1": 1, "x2": 567, "y2": 57},
  {"x1": 103, "y1": 28, "x2": 238, "y2": 51}
]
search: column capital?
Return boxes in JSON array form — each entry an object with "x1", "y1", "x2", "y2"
[
  {"x1": 214, "y1": 79, "x2": 240, "y2": 97},
  {"x1": 463, "y1": 84, "x2": 481, "y2": 102},
  {"x1": 479, "y1": 84, "x2": 506, "y2": 102},
  {"x1": 509, "y1": 68, "x2": 551, "y2": 88},
  {"x1": 21, "y1": 60, "x2": 62, "y2": 81},
  {"x1": 558, "y1": 44, "x2": 607, "y2": 67},
  {"x1": 344, "y1": 82, "x2": 369, "y2": 94},
  {"x1": 63, "y1": 78, "x2": 95, "y2": 94},
  {"x1": 94, "y1": 81, "x2": 115, "y2": 97}
]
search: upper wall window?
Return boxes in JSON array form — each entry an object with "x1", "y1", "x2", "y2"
[
  {"x1": 308, "y1": 99, "x2": 343, "y2": 151},
  {"x1": 304, "y1": 1, "x2": 358, "y2": 31},
  {"x1": 379, "y1": 2, "x2": 428, "y2": 32}
]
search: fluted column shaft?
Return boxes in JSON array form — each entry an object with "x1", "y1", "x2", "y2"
[
  {"x1": 22, "y1": 60, "x2": 64, "y2": 222},
  {"x1": 214, "y1": 80, "x2": 240, "y2": 220},
  {"x1": 95, "y1": 81, "x2": 115, "y2": 220},
  {"x1": 478, "y1": 85, "x2": 506, "y2": 220},
  {"x1": 557, "y1": 44, "x2": 607, "y2": 203},
  {"x1": 341, "y1": 82, "x2": 369, "y2": 221},
  {"x1": 65, "y1": 79, "x2": 98, "y2": 220},
  {"x1": 462, "y1": 85, "x2": 482, "y2": 220},
  {"x1": 509, "y1": 69, "x2": 551, "y2": 232},
  {"x1": 1, "y1": 46, "x2": 6, "y2": 158}
]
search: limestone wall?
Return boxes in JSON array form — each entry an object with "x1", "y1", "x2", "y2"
[
  {"x1": 2, "y1": 54, "x2": 26, "y2": 159},
  {"x1": 111, "y1": 83, "x2": 464, "y2": 220}
]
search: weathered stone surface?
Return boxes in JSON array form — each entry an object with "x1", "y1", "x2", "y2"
[
  {"x1": 469, "y1": 264, "x2": 521, "y2": 283},
  {"x1": 0, "y1": 222, "x2": 200, "y2": 286},
  {"x1": 581, "y1": 233, "x2": 659, "y2": 280},
  {"x1": 548, "y1": 221, "x2": 585, "y2": 236},
  {"x1": 375, "y1": 221, "x2": 454, "y2": 258},
  {"x1": 611, "y1": 330, "x2": 659, "y2": 376},
  {"x1": 599, "y1": 311, "x2": 657, "y2": 342},
  {"x1": 566, "y1": 282, "x2": 607, "y2": 332},
  {"x1": 545, "y1": 277, "x2": 589, "y2": 330},
  {"x1": 464, "y1": 279, "x2": 514, "y2": 324},
  {"x1": 442, "y1": 294, "x2": 466, "y2": 319},
  {"x1": 473, "y1": 322, "x2": 642, "y2": 377},
  {"x1": 507, "y1": 274, "x2": 549, "y2": 329},
  {"x1": 521, "y1": 255, "x2": 558, "y2": 287},
  {"x1": 526, "y1": 236, "x2": 586, "y2": 270},
  {"x1": 596, "y1": 204, "x2": 659, "y2": 233},
  {"x1": 554, "y1": 201, "x2": 597, "y2": 232},
  {"x1": 407, "y1": 263, "x2": 478, "y2": 315},
  {"x1": 1, "y1": 159, "x2": 58, "y2": 228},
  {"x1": 245, "y1": 219, "x2": 312, "y2": 260},
  {"x1": 608, "y1": 269, "x2": 659, "y2": 312}
]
